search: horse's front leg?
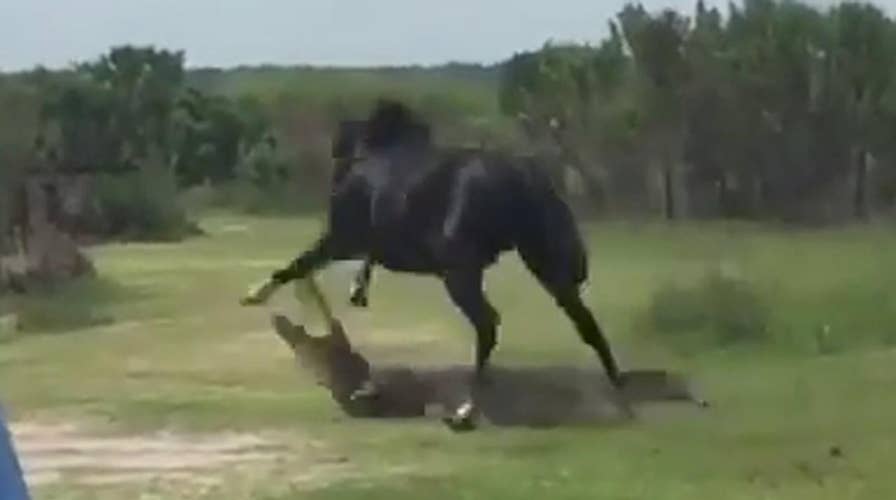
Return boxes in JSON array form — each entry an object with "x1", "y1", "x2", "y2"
[
  {"x1": 241, "y1": 234, "x2": 340, "y2": 306},
  {"x1": 348, "y1": 258, "x2": 374, "y2": 308}
]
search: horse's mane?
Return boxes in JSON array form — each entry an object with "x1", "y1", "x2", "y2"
[{"x1": 362, "y1": 99, "x2": 432, "y2": 151}]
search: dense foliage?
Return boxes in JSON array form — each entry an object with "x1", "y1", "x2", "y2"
[
  {"x1": 501, "y1": 0, "x2": 896, "y2": 222},
  {"x1": 3, "y1": 0, "x2": 896, "y2": 237}
]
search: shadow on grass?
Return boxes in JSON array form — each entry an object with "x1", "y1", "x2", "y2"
[
  {"x1": 271, "y1": 315, "x2": 708, "y2": 430},
  {"x1": 356, "y1": 365, "x2": 706, "y2": 430}
]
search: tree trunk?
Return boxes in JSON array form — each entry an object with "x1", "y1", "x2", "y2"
[
  {"x1": 676, "y1": 162, "x2": 690, "y2": 219},
  {"x1": 662, "y1": 150, "x2": 676, "y2": 220},
  {"x1": 748, "y1": 175, "x2": 766, "y2": 219},
  {"x1": 568, "y1": 163, "x2": 605, "y2": 204},
  {"x1": 717, "y1": 173, "x2": 728, "y2": 217},
  {"x1": 854, "y1": 148, "x2": 869, "y2": 220}
]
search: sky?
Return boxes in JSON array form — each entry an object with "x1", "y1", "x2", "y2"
[{"x1": 0, "y1": 0, "x2": 857, "y2": 71}]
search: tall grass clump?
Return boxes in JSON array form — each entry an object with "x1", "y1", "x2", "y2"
[
  {"x1": 1, "y1": 276, "x2": 134, "y2": 336},
  {"x1": 647, "y1": 268, "x2": 769, "y2": 348}
]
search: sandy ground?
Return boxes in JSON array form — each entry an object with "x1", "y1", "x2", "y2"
[{"x1": 10, "y1": 422, "x2": 319, "y2": 489}]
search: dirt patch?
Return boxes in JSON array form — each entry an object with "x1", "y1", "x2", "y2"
[{"x1": 9, "y1": 422, "x2": 345, "y2": 489}]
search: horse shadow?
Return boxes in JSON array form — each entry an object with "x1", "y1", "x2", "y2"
[{"x1": 271, "y1": 314, "x2": 709, "y2": 430}]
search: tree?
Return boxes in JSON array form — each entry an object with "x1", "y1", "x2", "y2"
[
  {"x1": 682, "y1": 0, "x2": 747, "y2": 216},
  {"x1": 0, "y1": 78, "x2": 42, "y2": 251},
  {"x1": 81, "y1": 46, "x2": 186, "y2": 162},
  {"x1": 171, "y1": 88, "x2": 276, "y2": 187},
  {"x1": 618, "y1": 4, "x2": 691, "y2": 219},
  {"x1": 828, "y1": 2, "x2": 896, "y2": 219},
  {"x1": 38, "y1": 46, "x2": 186, "y2": 172},
  {"x1": 722, "y1": 0, "x2": 833, "y2": 219},
  {"x1": 38, "y1": 76, "x2": 124, "y2": 171},
  {"x1": 500, "y1": 30, "x2": 633, "y2": 207}
]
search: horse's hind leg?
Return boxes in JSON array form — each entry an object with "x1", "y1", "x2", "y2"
[
  {"x1": 517, "y1": 247, "x2": 623, "y2": 388},
  {"x1": 554, "y1": 287, "x2": 622, "y2": 387}
]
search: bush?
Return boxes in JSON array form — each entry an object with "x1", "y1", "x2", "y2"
[
  {"x1": 647, "y1": 268, "x2": 769, "y2": 346},
  {"x1": 182, "y1": 180, "x2": 326, "y2": 215},
  {"x1": 2, "y1": 276, "x2": 130, "y2": 336},
  {"x1": 92, "y1": 167, "x2": 200, "y2": 241}
]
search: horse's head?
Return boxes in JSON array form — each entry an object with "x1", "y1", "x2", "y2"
[
  {"x1": 271, "y1": 314, "x2": 370, "y2": 396},
  {"x1": 329, "y1": 100, "x2": 432, "y2": 186},
  {"x1": 362, "y1": 99, "x2": 432, "y2": 151}
]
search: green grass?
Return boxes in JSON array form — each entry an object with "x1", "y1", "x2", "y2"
[{"x1": 2, "y1": 214, "x2": 896, "y2": 499}]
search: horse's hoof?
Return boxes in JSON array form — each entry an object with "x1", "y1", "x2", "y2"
[
  {"x1": 241, "y1": 281, "x2": 277, "y2": 306},
  {"x1": 442, "y1": 414, "x2": 477, "y2": 432},
  {"x1": 349, "y1": 382, "x2": 380, "y2": 402},
  {"x1": 442, "y1": 402, "x2": 478, "y2": 432},
  {"x1": 607, "y1": 377, "x2": 636, "y2": 420},
  {"x1": 349, "y1": 294, "x2": 369, "y2": 308},
  {"x1": 610, "y1": 374, "x2": 627, "y2": 390}
]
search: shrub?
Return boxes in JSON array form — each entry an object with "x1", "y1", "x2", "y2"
[
  {"x1": 92, "y1": 167, "x2": 200, "y2": 241},
  {"x1": 182, "y1": 180, "x2": 326, "y2": 215},
  {"x1": 647, "y1": 268, "x2": 769, "y2": 346},
  {"x1": 3, "y1": 276, "x2": 129, "y2": 335}
]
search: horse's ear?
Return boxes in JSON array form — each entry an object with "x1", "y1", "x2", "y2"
[{"x1": 363, "y1": 99, "x2": 430, "y2": 150}]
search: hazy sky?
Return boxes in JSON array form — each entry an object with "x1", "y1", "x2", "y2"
[{"x1": 0, "y1": 0, "x2": 857, "y2": 71}]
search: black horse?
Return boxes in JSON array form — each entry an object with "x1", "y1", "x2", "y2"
[{"x1": 242, "y1": 99, "x2": 624, "y2": 429}]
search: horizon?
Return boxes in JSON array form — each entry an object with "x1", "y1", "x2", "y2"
[{"x1": 1, "y1": 0, "x2": 850, "y2": 72}]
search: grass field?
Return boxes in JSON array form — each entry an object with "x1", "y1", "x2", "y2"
[{"x1": 2, "y1": 213, "x2": 895, "y2": 499}]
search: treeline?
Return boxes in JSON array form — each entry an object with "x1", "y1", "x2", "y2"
[
  {"x1": 502, "y1": 0, "x2": 896, "y2": 222},
  {"x1": 0, "y1": 47, "x2": 285, "y2": 240},
  {"x1": 4, "y1": 0, "x2": 896, "y2": 235},
  {"x1": 0, "y1": 48, "x2": 504, "y2": 241},
  {"x1": 184, "y1": 62, "x2": 510, "y2": 205},
  {"x1": 3, "y1": 47, "x2": 286, "y2": 190}
]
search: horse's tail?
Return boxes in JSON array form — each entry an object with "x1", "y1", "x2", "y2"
[{"x1": 514, "y1": 159, "x2": 589, "y2": 288}]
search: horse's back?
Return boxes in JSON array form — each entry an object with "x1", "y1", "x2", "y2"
[
  {"x1": 404, "y1": 149, "x2": 587, "y2": 277},
  {"x1": 334, "y1": 145, "x2": 587, "y2": 280}
]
